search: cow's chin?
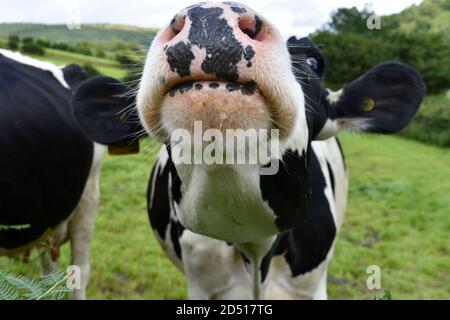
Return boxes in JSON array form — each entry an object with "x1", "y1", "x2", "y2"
[{"x1": 160, "y1": 81, "x2": 272, "y2": 135}]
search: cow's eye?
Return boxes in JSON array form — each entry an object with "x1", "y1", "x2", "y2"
[{"x1": 306, "y1": 57, "x2": 318, "y2": 71}]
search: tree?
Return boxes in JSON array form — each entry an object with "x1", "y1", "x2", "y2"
[
  {"x1": 22, "y1": 42, "x2": 45, "y2": 56},
  {"x1": 312, "y1": 31, "x2": 397, "y2": 89},
  {"x1": 327, "y1": 6, "x2": 375, "y2": 33},
  {"x1": 36, "y1": 39, "x2": 50, "y2": 47},
  {"x1": 82, "y1": 64, "x2": 101, "y2": 77},
  {"x1": 7, "y1": 35, "x2": 19, "y2": 51},
  {"x1": 22, "y1": 37, "x2": 34, "y2": 45}
]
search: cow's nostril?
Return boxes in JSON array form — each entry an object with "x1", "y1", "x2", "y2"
[
  {"x1": 172, "y1": 16, "x2": 185, "y2": 35},
  {"x1": 165, "y1": 15, "x2": 186, "y2": 42},
  {"x1": 238, "y1": 15, "x2": 263, "y2": 40}
]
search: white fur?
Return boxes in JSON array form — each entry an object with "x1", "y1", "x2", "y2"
[
  {"x1": 67, "y1": 142, "x2": 105, "y2": 299},
  {"x1": 0, "y1": 49, "x2": 69, "y2": 88},
  {"x1": 326, "y1": 88, "x2": 343, "y2": 105}
]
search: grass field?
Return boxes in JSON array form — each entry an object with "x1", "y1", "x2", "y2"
[
  {"x1": 0, "y1": 23, "x2": 156, "y2": 46},
  {"x1": 0, "y1": 133, "x2": 448, "y2": 299},
  {"x1": 0, "y1": 40, "x2": 127, "y2": 79},
  {"x1": 29, "y1": 48, "x2": 127, "y2": 80}
]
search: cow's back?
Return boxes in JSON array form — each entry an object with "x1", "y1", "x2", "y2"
[{"x1": 0, "y1": 52, "x2": 93, "y2": 250}]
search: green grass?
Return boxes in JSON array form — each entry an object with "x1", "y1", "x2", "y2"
[
  {"x1": 28, "y1": 49, "x2": 126, "y2": 79},
  {"x1": 43, "y1": 48, "x2": 121, "y2": 68},
  {"x1": 1, "y1": 134, "x2": 448, "y2": 299},
  {"x1": 329, "y1": 133, "x2": 450, "y2": 299},
  {"x1": 0, "y1": 40, "x2": 127, "y2": 79}
]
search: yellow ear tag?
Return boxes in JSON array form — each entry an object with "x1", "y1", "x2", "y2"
[{"x1": 362, "y1": 98, "x2": 375, "y2": 112}]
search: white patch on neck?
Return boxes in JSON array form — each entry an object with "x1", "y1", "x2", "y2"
[
  {"x1": 326, "y1": 89, "x2": 343, "y2": 105},
  {"x1": 0, "y1": 49, "x2": 69, "y2": 89},
  {"x1": 316, "y1": 119, "x2": 340, "y2": 140},
  {"x1": 175, "y1": 164, "x2": 278, "y2": 244},
  {"x1": 316, "y1": 117, "x2": 373, "y2": 140},
  {"x1": 311, "y1": 141, "x2": 338, "y2": 226}
]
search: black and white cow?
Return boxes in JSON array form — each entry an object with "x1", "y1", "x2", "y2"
[
  {"x1": 72, "y1": 2, "x2": 425, "y2": 299},
  {"x1": 0, "y1": 49, "x2": 104, "y2": 299}
]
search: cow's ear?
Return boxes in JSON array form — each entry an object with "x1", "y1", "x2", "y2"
[
  {"x1": 72, "y1": 76, "x2": 144, "y2": 148},
  {"x1": 62, "y1": 64, "x2": 88, "y2": 90},
  {"x1": 316, "y1": 62, "x2": 425, "y2": 139}
]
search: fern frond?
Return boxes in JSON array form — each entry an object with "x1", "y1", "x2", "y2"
[
  {"x1": 2, "y1": 272, "x2": 44, "y2": 299},
  {"x1": 0, "y1": 273, "x2": 20, "y2": 300},
  {"x1": 0, "y1": 269, "x2": 72, "y2": 300}
]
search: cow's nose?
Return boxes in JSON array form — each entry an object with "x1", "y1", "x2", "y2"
[{"x1": 160, "y1": 3, "x2": 268, "y2": 81}]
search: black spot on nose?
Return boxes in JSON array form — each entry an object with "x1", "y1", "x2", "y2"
[
  {"x1": 241, "y1": 81, "x2": 257, "y2": 95},
  {"x1": 244, "y1": 45, "x2": 255, "y2": 68},
  {"x1": 224, "y1": 1, "x2": 246, "y2": 13},
  {"x1": 195, "y1": 83, "x2": 203, "y2": 90},
  {"x1": 166, "y1": 42, "x2": 195, "y2": 77},
  {"x1": 187, "y1": 6, "x2": 245, "y2": 81},
  {"x1": 209, "y1": 82, "x2": 220, "y2": 89}
]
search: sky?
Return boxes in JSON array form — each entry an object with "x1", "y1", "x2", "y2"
[{"x1": 0, "y1": 0, "x2": 422, "y2": 36}]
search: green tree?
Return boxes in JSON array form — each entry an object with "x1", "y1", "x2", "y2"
[
  {"x1": 327, "y1": 6, "x2": 375, "y2": 33},
  {"x1": 312, "y1": 31, "x2": 397, "y2": 89},
  {"x1": 22, "y1": 42, "x2": 45, "y2": 56},
  {"x1": 22, "y1": 37, "x2": 34, "y2": 45},
  {"x1": 7, "y1": 35, "x2": 19, "y2": 51},
  {"x1": 82, "y1": 63, "x2": 102, "y2": 77}
]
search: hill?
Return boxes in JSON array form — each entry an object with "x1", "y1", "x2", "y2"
[{"x1": 0, "y1": 23, "x2": 157, "y2": 46}]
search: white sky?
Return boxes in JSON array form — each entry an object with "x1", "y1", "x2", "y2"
[{"x1": 0, "y1": 0, "x2": 422, "y2": 36}]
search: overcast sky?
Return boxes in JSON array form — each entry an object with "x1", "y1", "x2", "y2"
[{"x1": 0, "y1": 0, "x2": 422, "y2": 36}]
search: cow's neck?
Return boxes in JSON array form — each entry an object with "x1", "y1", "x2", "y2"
[
  {"x1": 173, "y1": 163, "x2": 278, "y2": 299},
  {"x1": 174, "y1": 163, "x2": 279, "y2": 244}
]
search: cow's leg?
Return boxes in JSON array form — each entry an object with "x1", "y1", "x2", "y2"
[
  {"x1": 265, "y1": 255, "x2": 332, "y2": 300},
  {"x1": 313, "y1": 266, "x2": 329, "y2": 300},
  {"x1": 39, "y1": 246, "x2": 57, "y2": 275},
  {"x1": 179, "y1": 230, "x2": 254, "y2": 300},
  {"x1": 68, "y1": 143, "x2": 104, "y2": 300},
  {"x1": 38, "y1": 221, "x2": 68, "y2": 275}
]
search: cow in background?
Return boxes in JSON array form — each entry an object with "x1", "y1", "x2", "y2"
[{"x1": 0, "y1": 49, "x2": 106, "y2": 299}]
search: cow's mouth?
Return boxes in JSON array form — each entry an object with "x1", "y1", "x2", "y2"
[
  {"x1": 161, "y1": 79, "x2": 272, "y2": 134},
  {"x1": 166, "y1": 80, "x2": 262, "y2": 97}
]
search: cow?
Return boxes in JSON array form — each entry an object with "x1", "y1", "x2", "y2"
[
  {"x1": 72, "y1": 2, "x2": 425, "y2": 299},
  {"x1": 0, "y1": 49, "x2": 104, "y2": 300}
]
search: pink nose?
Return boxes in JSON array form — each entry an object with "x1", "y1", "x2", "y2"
[{"x1": 159, "y1": 2, "x2": 269, "y2": 81}]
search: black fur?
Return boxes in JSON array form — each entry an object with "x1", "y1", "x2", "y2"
[
  {"x1": 0, "y1": 54, "x2": 93, "y2": 249},
  {"x1": 260, "y1": 150, "x2": 310, "y2": 231},
  {"x1": 72, "y1": 76, "x2": 143, "y2": 145}
]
